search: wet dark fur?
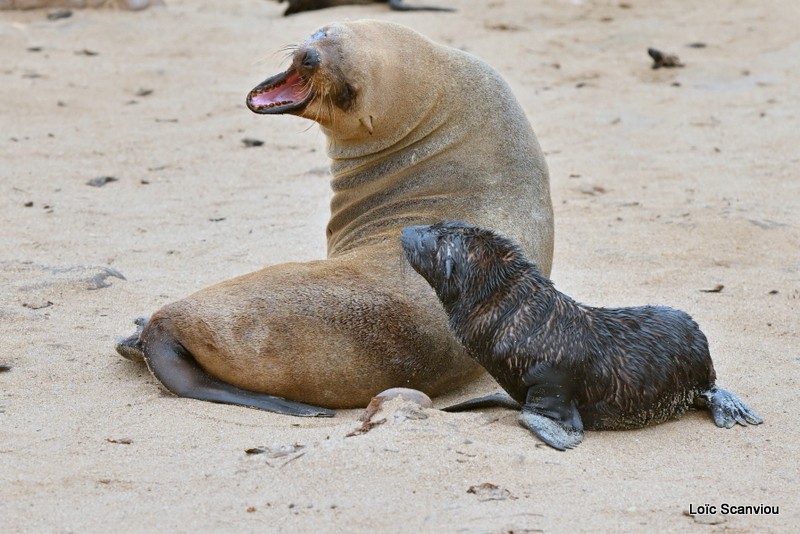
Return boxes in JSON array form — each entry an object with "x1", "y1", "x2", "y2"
[{"x1": 402, "y1": 222, "x2": 753, "y2": 431}]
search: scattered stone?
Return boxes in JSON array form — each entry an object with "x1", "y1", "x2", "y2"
[
  {"x1": 46, "y1": 9, "x2": 72, "y2": 20},
  {"x1": 242, "y1": 138, "x2": 265, "y2": 147},
  {"x1": 245, "y1": 443, "x2": 305, "y2": 458},
  {"x1": 485, "y1": 22, "x2": 523, "y2": 32},
  {"x1": 580, "y1": 185, "x2": 607, "y2": 195},
  {"x1": 86, "y1": 176, "x2": 118, "y2": 187},
  {"x1": 23, "y1": 299, "x2": 53, "y2": 310},
  {"x1": 467, "y1": 482, "x2": 518, "y2": 501}
]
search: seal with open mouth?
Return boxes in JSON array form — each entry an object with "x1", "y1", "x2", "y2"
[
  {"x1": 401, "y1": 222, "x2": 763, "y2": 449},
  {"x1": 116, "y1": 21, "x2": 553, "y2": 416}
]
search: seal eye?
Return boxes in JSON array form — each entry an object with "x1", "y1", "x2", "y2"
[{"x1": 334, "y1": 83, "x2": 357, "y2": 111}]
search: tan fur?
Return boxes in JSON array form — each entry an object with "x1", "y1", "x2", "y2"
[{"x1": 144, "y1": 21, "x2": 553, "y2": 408}]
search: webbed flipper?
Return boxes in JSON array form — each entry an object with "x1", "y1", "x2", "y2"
[
  {"x1": 115, "y1": 316, "x2": 149, "y2": 362},
  {"x1": 442, "y1": 392, "x2": 521, "y2": 412},
  {"x1": 518, "y1": 363, "x2": 583, "y2": 450},
  {"x1": 140, "y1": 321, "x2": 334, "y2": 417},
  {"x1": 702, "y1": 385, "x2": 763, "y2": 428}
]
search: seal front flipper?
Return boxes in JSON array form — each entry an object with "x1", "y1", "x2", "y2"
[
  {"x1": 701, "y1": 385, "x2": 763, "y2": 428},
  {"x1": 115, "y1": 316, "x2": 149, "y2": 362},
  {"x1": 142, "y1": 327, "x2": 334, "y2": 418},
  {"x1": 442, "y1": 392, "x2": 521, "y2": 412},
  {"x1": 518, "y1": 364, "x2": 584, "y2": 450}
]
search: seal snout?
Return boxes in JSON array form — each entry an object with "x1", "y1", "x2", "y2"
[
  {"x1": 297, "y1": 48, "x2": 321, "y2": 74},
  {"x1": 400, "y1": 225, "x2": 437, "y2": 259}
]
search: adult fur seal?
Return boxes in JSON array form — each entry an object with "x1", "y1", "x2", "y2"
[
  {"x1": 401, "y1": 222, "x2": 762, "y2": 450},
  {"x1": 277, "y1": 0, "x2": 453, "y2": 16},
  {"x1": 115, "y1": 21, "x2": 554, "y2": 415}
]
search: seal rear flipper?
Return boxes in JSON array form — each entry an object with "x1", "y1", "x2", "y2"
[
  {"x1": 442, "y1": 392, "x2": 521, "y2": 412},
  {"x1": 143, "y1": 336, "x2": 335, "y2": 418},
  {"x1": 702, "y1": 385, "x2": 763, "y2": 428},
  {"x1": 519, "y1": 363, "x2": 584, "y2": 450}
]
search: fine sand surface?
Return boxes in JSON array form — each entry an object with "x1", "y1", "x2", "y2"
[{"x1": 1, "y1": 1, "x2": 798, "y2": 532}]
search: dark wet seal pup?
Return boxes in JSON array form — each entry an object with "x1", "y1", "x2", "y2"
[
  {"x1": 400, "y1": 222, "x2": 763, "y2": 450},
  {"x1": 276, "y1": 0, "x2": 453, "y2": 16}
]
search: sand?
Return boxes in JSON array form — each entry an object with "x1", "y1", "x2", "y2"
[{"x1": 1, "y1": 0, "x2": 798, "y2": 532}]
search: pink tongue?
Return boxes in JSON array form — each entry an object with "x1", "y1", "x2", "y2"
[{"x1": 251, "y1": 71, "x2": 305, "y2": 107}]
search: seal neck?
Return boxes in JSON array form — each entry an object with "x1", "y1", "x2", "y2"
[{"x1": 449, "y1": 265, "x2": 557, "y2": 358}]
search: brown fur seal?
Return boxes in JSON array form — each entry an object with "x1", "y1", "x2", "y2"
[
  {"x1": 401, "y1": 222, "x2": 762, "y2": 450},
  {"x1": 116, "y1": 21, "x2": 553, "y2": 416},
  {"x1": 276, "y1": 0, "x2": 453, "y2": 17}
]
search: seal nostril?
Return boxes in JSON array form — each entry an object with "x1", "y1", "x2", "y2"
[{"x1": 301, "y1": 49, "x2": 320, "y2": 70}]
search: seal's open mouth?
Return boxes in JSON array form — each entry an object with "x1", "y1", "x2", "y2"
[{"x1": 247, "y1": 68, "x2": 314, "y2": 114}]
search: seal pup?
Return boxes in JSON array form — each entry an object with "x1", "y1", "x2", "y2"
[
  {"x1": 116, "y1": 21, "x2": 554, "y2": 415},
  {"x1": 401, "y1": 222, "x2": 762, "y2": 450},
  {"x1": 276, "y1": 0, "x2": 453, "y2": 17}
]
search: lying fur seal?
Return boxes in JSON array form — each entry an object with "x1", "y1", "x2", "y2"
[
  {"x1": 276, "y1": 0, "x2": 453, "y2": 17},
  {"x1": 401, "y1": 222, "x2": 762, "y2": 450},
  {"x1": 116, "y1": 21, "x2": 553, "y2": 416}
]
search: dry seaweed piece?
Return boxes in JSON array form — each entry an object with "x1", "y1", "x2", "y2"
[
  {"x1": 648, "y1": 47, "x2": 684, "y2": 69},
  {"x1": 467, "y1": 482, "x2": 517, "y2": 501},
  {"x1": 700, "y1": 284, "x2": 724, "y2": 293}
]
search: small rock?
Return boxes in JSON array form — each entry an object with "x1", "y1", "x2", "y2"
[
  {"x1": 23, "y1": 300, "x2": 53, "y2": 310},
  {"x1": 46, "y1": 10, "x2": 72, "y2": 21},
  {"x1": 467, "y1": 482, "x2": 517, "y2": 501},
  {"x1": 242, "y1": 138, "x2": 265, "y2": 147},
  {"x1": 86, "y1": 176, "x2": 118, "y2": 188}
]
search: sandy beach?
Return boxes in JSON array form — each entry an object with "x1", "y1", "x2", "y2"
[{"x1": 1, "y1": 0, "x2": 798, "y2": 531}]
